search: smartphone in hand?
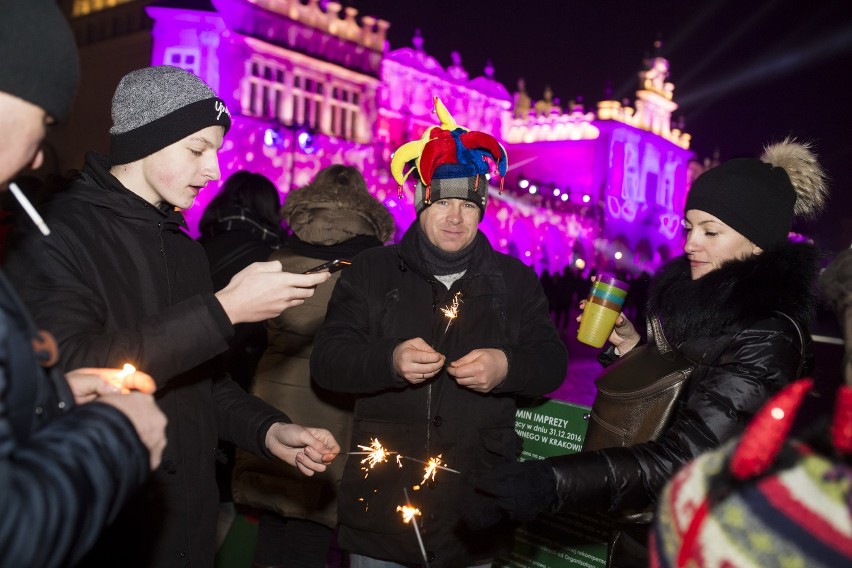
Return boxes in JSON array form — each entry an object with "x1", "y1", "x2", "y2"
[{"x1": 303, "y1": 259, "x2": 352, "y2": 274}]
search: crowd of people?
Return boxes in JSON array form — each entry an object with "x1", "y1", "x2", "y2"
[{"x1": 1, "y1": 2, "x2": 849, "y2": 568}]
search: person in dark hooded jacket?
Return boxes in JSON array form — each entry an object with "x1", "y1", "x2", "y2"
[
  {"x1": 474, "y1": 138, "x2": 829, "y2": 567},
  {"x1": 4, "y1": 65, "x2": 340, "y2": 567}
]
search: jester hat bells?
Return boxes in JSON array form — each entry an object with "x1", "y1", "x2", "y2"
[{"x1": 390, "y1": 96, "x2": 508, "y2": 218}]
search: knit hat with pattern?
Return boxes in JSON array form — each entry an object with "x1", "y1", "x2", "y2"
[{"x1": 110, "y1": 66, "x2": 231, "y2": 165}]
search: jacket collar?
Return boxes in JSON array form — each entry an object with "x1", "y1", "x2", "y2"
[
  {"x1": 397, "y1": 221, "x2": 500, "y2": 282},
  {"x1": 648, "y1": 242, "x2": 821, "y2": 344},
  {"x1": 65, "y1": 152, "x2": 186, "y2": 228}
]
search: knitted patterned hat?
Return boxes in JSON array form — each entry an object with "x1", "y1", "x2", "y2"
[
  {"x1": 110, "y1": 66, "x2": 231, "y2": 165},
  {"x1": 685, "y1": 139, "x2": 827, "y2": 250},
  {"x1": 0, "y1": 0, "x2": 79, "y2": 121},
  {"x1": 390, "y1": 96, "x2": 507, "y2": 218},
  {"x1": 651, "y1": 371, "x2": 852, "y2": 568}
]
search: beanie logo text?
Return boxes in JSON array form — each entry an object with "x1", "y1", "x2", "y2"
[{"x1": 215, "y1": 100, "x2": 229, "y2": 121}]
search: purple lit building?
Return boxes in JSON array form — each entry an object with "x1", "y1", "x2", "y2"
[{"x1": 60, "y1": 0, "x2": 696, "y2": 276}]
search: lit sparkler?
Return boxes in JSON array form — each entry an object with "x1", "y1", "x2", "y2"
[
  {"x1": 396, "y1": 454, "x2": 461, "y2": 485},
  {"x1": 401, "y1": 487, "x2": 430, "y2": 567},
  {"x1": 357, "y1": 438, "x2": 396, "y2": 477},
  {"x1": 440, "y1": 291, "x2": 463, "y2": 334}
]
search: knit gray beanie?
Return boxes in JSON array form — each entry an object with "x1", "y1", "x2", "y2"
[{"x1": 110, "y1": 66, "x2": 231, "y2": 165}]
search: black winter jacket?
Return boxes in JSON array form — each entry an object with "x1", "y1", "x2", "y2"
[
  {"x1": 311, "y1": 223, "x2": 567, "y2": 567},
  {"x1": 4, "y1": 153, "x2": 289, "y2": 567},
  {"x1": 549, "y1": 244, "x2": 819, "y2": 550},
  {"x1": 0, "y1": 273, "x2": 149, "y2": 567}
]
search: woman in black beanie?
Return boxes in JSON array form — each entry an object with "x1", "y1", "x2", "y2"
[{"x1": 471, "y1": 139, "x2": 829, "y2": 567}]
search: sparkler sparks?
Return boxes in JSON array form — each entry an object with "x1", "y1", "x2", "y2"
[
  {"x1": 397, "y1": 504, "x2": 421, "y2": 524},
  {"x1": 402, "y1": 487, "x2": 430, "y2": 567},
  {"x1": 440, "y1": 291, "x2": 463, "y2": 333},
  {"x1": 357, "y1": 438, "x2": 396, "y2": 477}
]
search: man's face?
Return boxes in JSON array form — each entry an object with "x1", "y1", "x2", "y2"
[
  {"x1": 419, "y1": 198, "x2": 480, "y2": 253},
  {"x1": 0, "y1": 91, "x2": 49, "y2": 188},
  {"x1": 137, "y1": 125, "x2": 224, "y2": 209}
]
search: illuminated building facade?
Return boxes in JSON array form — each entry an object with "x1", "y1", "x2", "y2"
[{"x1": 60, "y1": 0, "x2": 695, "y2": 275}]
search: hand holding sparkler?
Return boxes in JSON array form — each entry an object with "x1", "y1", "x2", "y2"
[
  {"x1": 392, "y1": 337, "x2": 445, "y2": 385},
  {"x1": 265, "y1": 423, "x2": 340, "y2": 476},
  {"x1": 446, "y1": 348, "x2": 508, "y2": 393},
  {"x1": 66, "y1": 364, "x2": 157, "y2": 404}
]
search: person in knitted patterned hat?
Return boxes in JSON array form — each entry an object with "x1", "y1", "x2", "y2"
[
  {"x1": 4, "y1": 65, "x2": 342, "y2": 567},
  {"x1": 470, "y1": 139, "x2": 829, "y2": 567},
  {"x1": 649, "y1": 246, "x2": 852, "y2": 568},
  {"x1": 0, "y1": 2, "x2": 168, "y2": 565},
  {"x1": 310, "y1": 98, "x2": 566, "y2": 568}
]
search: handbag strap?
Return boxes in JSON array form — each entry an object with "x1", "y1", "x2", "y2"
[
  {"x1": 647, "y1": 315, "x2": 674, "y2": 355},
  {"x1": 774, "y1": 310, "x2": 806, "y2": 378}
]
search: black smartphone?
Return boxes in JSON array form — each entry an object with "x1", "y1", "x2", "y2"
[{"x1": 303, "y1": 259, "x2": 352, "y2": 274}]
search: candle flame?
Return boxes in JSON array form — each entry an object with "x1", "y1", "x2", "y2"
[
  {"x1": 110, "y1": 363, "x2": 136, "y2": 391},
  {"x1": 117, "y1": 363, "x2": 136, "y2": 379},
  {"x1": 397, "y1": 504, "x2": 421, "y2": 524}
]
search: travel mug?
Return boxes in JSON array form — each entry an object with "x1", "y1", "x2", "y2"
[{"x1": 577, "y1": 274, "x2": 630, "y2": 348}]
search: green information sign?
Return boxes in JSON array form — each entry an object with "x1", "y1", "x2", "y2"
[{"x1": 494, "y1": 398, "x2": 609, "y2": 568}]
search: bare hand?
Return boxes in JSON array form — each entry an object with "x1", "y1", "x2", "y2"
[
  {"x1": 66, "y1": 367, "x2": 157, "y2": 404},
  {"x1": 215, "y1": 261, "x2": 331, "y2": 324},
  {"x1": 392, "y1": 337, "x2": 446, "y2": 385},
  {"x1": 577, "y1": 300, "x2": 641, "y2": 354},
  {"x1": 265, "y1": 423, "x2": 340, "y2": 476},
  {"x1": 447, "y1": 348, "x2": 508, "y2": 393},
  {"x1": 97, "y1": 392, "x2": 167, "y2": 471}
]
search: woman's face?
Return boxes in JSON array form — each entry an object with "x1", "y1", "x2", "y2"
[{"x1": 683, "y1": 210, "x2": 761, "y2": 280}]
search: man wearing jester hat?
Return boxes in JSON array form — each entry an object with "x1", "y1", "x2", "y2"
[{"x1": 311, "y1": 98, "x2": 567, "y2": 567}]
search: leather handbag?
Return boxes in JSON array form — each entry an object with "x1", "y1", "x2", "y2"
[{"x1": 582, "y1": 316, "x2": 694, "y2": 452}]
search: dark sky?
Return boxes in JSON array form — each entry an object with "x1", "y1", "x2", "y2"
[{"x1": 348, "y1": 0, "x2": 852, "y2": 252}]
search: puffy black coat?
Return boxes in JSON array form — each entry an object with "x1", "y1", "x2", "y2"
[
  {"x1": 4, "y1": 153, "x2": 288, "y2": 567},
  {"x1": 548, "y1": 243, "x2": 820, "y2": 562},
  {"x1": 311, "y1": 223, "x2": 567, "y2": 567},
  {"x1": 0, "y1": 273, "x2": 149, "y2": 568}
]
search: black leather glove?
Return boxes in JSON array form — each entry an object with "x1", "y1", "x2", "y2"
[
  {"x1": 458, "y1": 484, "x2": 506, "y2": 531},
  {"x1": 473, "y1": 459, "x2": 558, "y2": 522}
]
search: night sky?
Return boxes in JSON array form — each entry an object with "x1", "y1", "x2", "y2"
[{"x1": 347, "y1": 0, "x2": 852, "y2": 252}]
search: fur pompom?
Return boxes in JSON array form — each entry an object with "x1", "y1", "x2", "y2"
[{"x1": 761, "y1": 137, "x2": 828, "y2": 218}]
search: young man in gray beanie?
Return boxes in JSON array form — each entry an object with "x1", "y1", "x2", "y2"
[
  {"x1": 0, "y1": 1, "x2": 169, "y2": 566},
  {"x1": 310, "y1": 98, "x2": 567, "y2": 568},
  {"x1": 5, "y1": 65, "x2": 341, "y2": 567}
]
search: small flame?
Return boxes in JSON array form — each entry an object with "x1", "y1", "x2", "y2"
[
  {"x1": 397, "y1": 504, "x2": 421, "y2": 524},
  {"x1": 117, "y1": 363, "x2": 136, "y2": 379},
  {"x1": 110, "y1": 363, "x2": 136, "y2": 390}
]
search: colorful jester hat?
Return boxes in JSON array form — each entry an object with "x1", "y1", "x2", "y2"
[{"x1": 390, "y1": 96, "x2": 508, "y2": 217}]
